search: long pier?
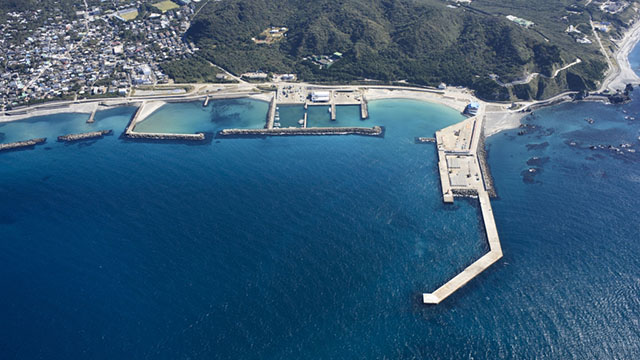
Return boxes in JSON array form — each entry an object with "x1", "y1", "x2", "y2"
[
  {"x1": 360, "y1": 96, "x2": 369, "y2": 119},
  {"x1": 266, "y1": 96, "x2": 277, "y2": 129},
  {"x1": 86, "y1": 104, "x2": 98, "y2": 123},
  {"x1": 330, "y1": 101, "x2": 336, "y2": 121},
  {"x1": 423, "y1": 103, "x2": 503, "y2": 304},
  {"x1": 219, "y1": 126, "x2": 383, "y2": 137}
]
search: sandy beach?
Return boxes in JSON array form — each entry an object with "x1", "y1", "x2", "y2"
[
  {"x1": 364, "y1": 88, "x2": 473, "y2": 113},
  {"x1": 602, "y1": 19, "x2": 640, "y2": 91},
  {"x1": 132, "y1": 101, "x2": 167, "y2": 125}
]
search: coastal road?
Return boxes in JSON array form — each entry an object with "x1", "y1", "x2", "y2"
[{"x1": 493, "y1": 58, "x2": 582, "y2": 87}]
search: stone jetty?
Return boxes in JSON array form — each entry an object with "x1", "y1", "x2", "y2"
[
  {"x1": 0, "y1": 138, "x2": 46, "y2": 152},
  {"x1": 126, "y1": 132, "x2": 206, "y2": 141},
  {"x1": 219, "y1": 126, "x2": 383, "y2": 137},
  {"x1": 58, "y1": 130, "x2": 112, "y2": 142}
]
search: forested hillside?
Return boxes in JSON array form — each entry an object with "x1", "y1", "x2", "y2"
[{"x1": 185, "y1": 0, "x2": 621, "y2": 100}]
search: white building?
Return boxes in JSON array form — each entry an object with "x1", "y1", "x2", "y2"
[{"x1": 311, "y1": 91, "x2": 330, "y2": 102}]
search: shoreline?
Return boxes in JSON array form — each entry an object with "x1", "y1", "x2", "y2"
[
  {"x1": 0, "y1": 91, "x2": 272, "y2": 124},
  {"x1": 602, "y1": 19, "x2": 640, "y2": 91}
]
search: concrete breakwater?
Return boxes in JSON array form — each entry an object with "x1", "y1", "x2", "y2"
[
  {"x1": 58, "y1": 130, "x2": 112, "y2": 142},
  {"x1": 219, "y1": 126, "x2": 384, "y2": 137},
  {"x1": 423, "y1": 103, "x2": 503, "y2": 304},
  {"x1": 125, "y1": 132, "x2": 206, "y2": 141},
  {"x1": 0, "y1": 138, "x2": 46, "y2": 152}
]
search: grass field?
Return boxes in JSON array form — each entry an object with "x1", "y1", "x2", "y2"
[
  {"x1": 152, "y1": 0, "x2": 179, "y2": 13},
  {"x1": 118, "y1": 9, "x2": 138, "y2": 21}
]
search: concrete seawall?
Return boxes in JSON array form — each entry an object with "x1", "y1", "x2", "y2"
[
  {"x1": 219, "y1": 126, "x2": 383, "y2": 137},
  {"x1": 58, "y1": 130, "x2": 112, "y2": 142},
  {"x1": 0, "y1": 138, "x2": 46, "y2": 152}
]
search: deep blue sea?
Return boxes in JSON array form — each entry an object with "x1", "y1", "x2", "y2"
[{"x1": 1, "y1": 89, "x2": 640, "y2": 358}]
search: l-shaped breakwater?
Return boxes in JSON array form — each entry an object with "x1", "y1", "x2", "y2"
[
  {"x1": 423, "y1": 105, "x2": 503, "y2": 304},
  {"x1": 219, "y1": 126, "x2": 384, "y2": 138},
  {"x1": 123, "y1": 101, "x2": 207, "y2": 141}
]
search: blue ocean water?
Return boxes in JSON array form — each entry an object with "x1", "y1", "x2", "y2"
[
  {"x1": 0, "y1": 99, "x2": 502, "y2": 359},
  {"x1": 628, "y1": 39, "x2": 640, "y2": 77}
]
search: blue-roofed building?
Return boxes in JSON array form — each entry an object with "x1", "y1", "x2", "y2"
[{"x1": 465, "y1": 102, "x2": 480, "y2": 116}]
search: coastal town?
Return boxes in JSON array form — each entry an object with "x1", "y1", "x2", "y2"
[{"x1": 0, "y1": 0, "x2": 198, "y2": 111}]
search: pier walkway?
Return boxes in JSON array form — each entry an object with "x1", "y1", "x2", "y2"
[
  {"x1": 423, "y1": 104, "x2": 503, "y2": 304},
  {"x1": 266, "y1": 96, "x2": 277, "y2": 129},
  {"x1": 86, "y1": 104, "x2": 98, "y2": 123},
  {"x1": 361, "y1": 96, "x2": 369, "y2": 119}
]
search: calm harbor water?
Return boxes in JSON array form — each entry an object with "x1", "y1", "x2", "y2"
[{"x1": 1, "y1": 88, "x2": 640, "y2": 358}]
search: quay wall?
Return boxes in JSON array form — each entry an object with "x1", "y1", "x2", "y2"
[{"x1": 219, "y1": 126, "x2": 383, "y2": 137}]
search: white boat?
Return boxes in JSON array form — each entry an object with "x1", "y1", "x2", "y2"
[{"x1": 297, "y1": 119, "x2": 304, "y2": 125}]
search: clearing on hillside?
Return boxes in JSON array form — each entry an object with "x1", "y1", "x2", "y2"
[{"x1": 153, "y1": 0, "x2": 179, "y2": 13}]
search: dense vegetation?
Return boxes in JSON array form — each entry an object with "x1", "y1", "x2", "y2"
[
  {"x1": 183, "y1": 0, "x2": 625, "y2": 100},
  {"x1": 159, "y1": 56, "x2": 235, "y2": 83}
]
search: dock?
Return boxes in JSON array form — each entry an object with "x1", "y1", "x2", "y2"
[
  {"x1": 303, "y1": 112, "x2": 308, "y2": 128},
  {"x1": 219, "y1": 126, "x2": 383, "y2": 137},
  {"x1": 266, "y1": 96, "x2": 277, "y2": 129},
  {"x1": 330, "y1": 101, "x2": 336, "y2": 121},
  {"x1": 0, "y1": 138, "x2": 46, "y2": 152},
  {"x1": 58, "y1": 130, "x2": 112, "y2": 142},
  {"x1": 203, "y1": 95, "x2": 210, "y2": 107},
  {"x1": 360, "y1": 96, "x2": 369, "y2": 119},
  {"x1": 423, "y1": 103, "x2": 503, "y2": 304},
  {"x1": 86, "y1": 104, "x2": 98, "y2": 123}
]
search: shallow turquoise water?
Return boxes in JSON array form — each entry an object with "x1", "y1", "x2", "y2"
[{"x1": 133, "y1": 98, "x2": 268, "y2": 134}]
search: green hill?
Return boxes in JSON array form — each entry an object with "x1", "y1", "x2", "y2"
[{"x1": 185, "y1": 0, "x2": 631, "y2": 100}]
